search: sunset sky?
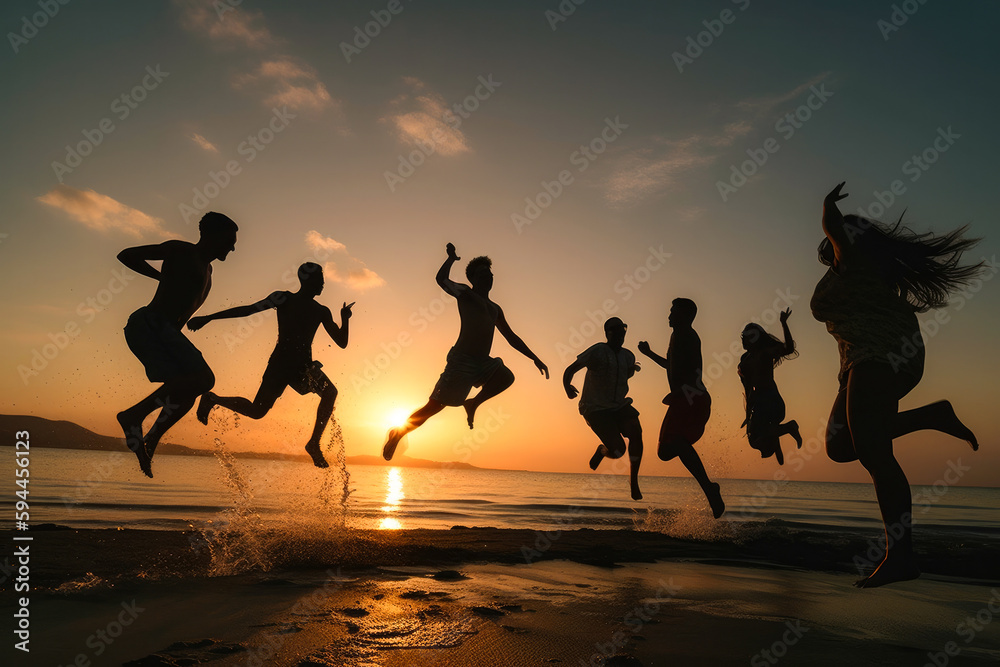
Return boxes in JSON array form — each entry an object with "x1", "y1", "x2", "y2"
[{"x1": 2, "y1": 0, "x2": 998, "y2": 486}]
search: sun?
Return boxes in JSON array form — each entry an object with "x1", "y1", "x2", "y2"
[{"x1": 385, "y1": 408, "x2": 410, "y2": 431}]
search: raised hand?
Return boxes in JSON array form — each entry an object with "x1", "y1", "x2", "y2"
[
  {"x1": 341, "y1": 301, "x2": 355, "y2": 320},
  {"x1": 780, "y1": 308, "x2": 792, "y2": 324},
  {"x1": 446, "y1": 243, "x2": 460, "y2": 261},
  {"x1": 187, "y1": 316, "x2": 209, "y2": 331},
  {"x1": 637, "y1": 340, "x2": 651, "y2": 356},
  {"x1": 825, "y1": 181, "x2": 848, "y2": 204}
]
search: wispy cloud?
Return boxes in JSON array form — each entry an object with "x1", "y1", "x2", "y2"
[
  {"x1": 189, "y1": 132, "x2": 219, "y2": 153},
  {"x1": 175, "y1": 1, "x2": 343, "y2": 118},
  {"x1": 174, "y1": 0, "x2": 274, "y2": 49},
  {"x1": 235, "y1": 57, "x2": 337, "y2": 113},
  {"x1": 305, "y1": 231, "x2": 385, "y2": 291},
  {"x1": 382, "y1": 77, "x2": 470, "y2": 156},
  {"x1": 604, "y1": 72, "x2": 833, "y2": 206},
  {"x1": 37, "y1": 185, "x2": 171, "y2": 238}
]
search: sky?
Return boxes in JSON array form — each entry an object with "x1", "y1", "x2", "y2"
[{"x1": 2, "y1": 0, "x2": 999, "y2": 487}]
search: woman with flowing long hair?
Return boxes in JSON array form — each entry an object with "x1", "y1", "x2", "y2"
[
  {"x1": 738, "y1": 309, "x2": 801, "y2": 465},
  {"x1": 810, "y1": 182, "x2": 981, "y2": 588}
]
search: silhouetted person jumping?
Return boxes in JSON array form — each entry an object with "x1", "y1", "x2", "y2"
[
  {"x1": 563, "y1": 317, "x2": 644, "y2": 500},
  {"x1": 638, "y1": 298, "x2": 725, "y2": 518},
  {"x1": 812, "y1": 182, "x2": 982, "y2": 588},
  {"x1": 383, "y1": 243, "x2": 549, "y2": 460},
  {"x1": 738, "y1": 309, "x2": 801, "y2": 465},
  {"x1": 116, "y1": 212, "x2": 238, "y2": 477},
  {"x1": 187, "y1": 263, "x2": 352, "y2": 468}
]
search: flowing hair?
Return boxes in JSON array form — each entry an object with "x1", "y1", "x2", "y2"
[
  {"x1": 742, "y1": 323, "x2": 798, "y2": 368},
  {"x1": 818, "y1": 213, "x2": 984, "y2": 312}
]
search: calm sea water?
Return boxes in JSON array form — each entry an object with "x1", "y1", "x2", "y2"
[{"x1": 6, "y1": 448, "x2": 998, "y2": 541}]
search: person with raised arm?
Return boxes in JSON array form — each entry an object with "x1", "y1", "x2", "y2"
[
  {"x1": 563, "y1": 317, "x2": 644, "y2": 500},
  {"x1": 638, "y1": 298, "x2": 725, "y2": 518},
  {"x1": 811, "y1": 181, "x2": 982, "y2": 588},
  {"x1": 187, "y1": 262, "x2": 352, "y2": 468},
  {"x1": 116, "y1": 212, "x2": 238, "y2": 477},
  {"x1": 738, "y1": 309, "x2": 801, "y2": 465},
  {"x1": 383, "y1": 243, "x2": 549, "y2": 460}
]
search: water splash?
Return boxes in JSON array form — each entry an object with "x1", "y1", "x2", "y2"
[
  {"x1": 192, "y1": 412, "x2": 272, "y2": 576},
  {"x1": 318, "y1": 411, "x2": 353, "y2": 528}
]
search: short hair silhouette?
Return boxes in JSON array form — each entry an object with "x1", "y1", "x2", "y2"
[
  {"x1": 466, "y1": 256, "x2": 492, "y2": 281},
  {"x1": 672, "y1": 298, "x2": 697, "y2": 322},
  {"x1": 298, "y1": 262, "x2": 323, "y2": 283},
  {"x1": 199, "y1": 211, "x2": 238, "y2": 235},
  {"x1": 604, "y1": 317, "x2": 626, "y2": 332}
]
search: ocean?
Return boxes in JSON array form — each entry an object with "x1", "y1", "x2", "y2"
[{"x1": 10, "y1": 447, "x2": 999, "y2": 538}]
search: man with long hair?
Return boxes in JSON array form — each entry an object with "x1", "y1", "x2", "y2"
[{"x1": 812, "y1": 181, "x2": 981, "y2": 588}]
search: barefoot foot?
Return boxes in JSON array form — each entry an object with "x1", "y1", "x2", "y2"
[
  {"x1": 788, "y1": 420, "x2": 802, "y2": 449},
  {"x1": 854, "y1": 553, "x2": 920, "y2": 588},
  {"x1": 588, "y1": 445, "x2": 607, "y2": 471},
  {"x1": 383, "y1": 428, "x2": 405, "y2": 461},
  {"x1": 463, "y1": 400, "x2": 478, "y2": 430},
  {"x1": 933, "y1": 401, "x2": 979, "y2": 451},
  {"x1": 707, "y1": 482, "x2": 725, "y2": 519},
  {"x1": 630, "y1": 482, "x2": 643, "y2": 501},
  {"x1": 117, "y1": 410, "x2": 153, "y2": 478},
  {"x1": 305, "y1": 441, "x2": 330, "y2": 468},
  {"x1": 196, "y1": 392, "x2": 217, "y2": 426}
]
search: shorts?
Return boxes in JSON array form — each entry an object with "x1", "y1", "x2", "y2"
[
  {"x1": 430, "y1": 348, "x2": 505, "y2": 407},
  {"x1": 584, "y1": 404, "x2": 641, "y2": 436},
  {"x1": 659, "y1": 390, "x2": 711, "y2": 448},
  {"x1": 261, "y1": 356, "x2": 330, "y2": 396},
  {"x1": 124, "y1": 307, "x2": 209, "y2": 383}
]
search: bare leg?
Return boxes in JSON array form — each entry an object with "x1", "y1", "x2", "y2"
[
  {"x1": 383, "y1": 400, "x2": 446, "y2": 460},
  {"x1": 778, "y1": 420, "x2": 802, "y2": 448},
  {"x1": 304, "y1": 385, "x2": 336, "y2": 469},
  {"x1": 464, "y1": 366, "x2": 514, "y2": 429},
  {"x1": 662, "y1": 437, "x2": 724, "y2": 518},
  {"x1": 144, "y1": 392, "x2": 197, "y2": 459},
  {"x1": 847, "y1": 364, "x2": 920, "y2": 588},
  {"x1": 621, "y1": 417, "x2": 644, "y2": 501},
  {"x1": 589, "y1": 445, "x2": 608, "y2": 470},
  {"x1": 893, "y1": 400, "x2": 978, "y2": 450},
  {"x1": 117, "y1": 390, "x2": 161, "y2": 477}
]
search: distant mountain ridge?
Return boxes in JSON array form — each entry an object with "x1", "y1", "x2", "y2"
[{"x1": 0, "y1": 414, "x2": 483, "y2": 469}]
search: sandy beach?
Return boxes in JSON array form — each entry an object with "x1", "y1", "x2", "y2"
[{"x1": 6, "y1": 526, "x2": 1000, "y2": 666}]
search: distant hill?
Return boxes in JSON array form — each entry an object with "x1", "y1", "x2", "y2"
[{"x1": 0, "y1": 414, "x2": 483, "y2": 469}]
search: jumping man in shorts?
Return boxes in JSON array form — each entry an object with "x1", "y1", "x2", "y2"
[
  {"x1": 116, "y1": 211, "x2": 239, "y2": 478},
  {"x1": 638, "y1": 298, "x2": 725, "y2": 518},
  {"x1": 563, "y1": 317, "x2": 644, "y2": 500},
  {"x1": 187, "y1": 262, "x2": 352, "y2": 468},
  {"x1": 382, "y1": 243, "x2": 549, "y2": 460}
]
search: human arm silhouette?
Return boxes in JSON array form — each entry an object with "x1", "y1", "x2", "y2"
[
  {"x1": 320, "y1": 302, "x2": 354, "y2": 349},
  {"x1": 637, "y1": 341, "x2": 667, "y2": 369},
  {"x1": 496, "y1": 307, "x2": 549, "y2": 378},
  {"x1": 436, "y1": 243, "x2": 465, "y2": 297},
  {"x1": 778, "y1": 308, "x2": 795, "y2": 357},
  {"x1": 117, "y1": 241, "x2": 184, "y2": 281},
  {"x1": 563, "y1": 359, "x2": 585, "y2": 399},
  {"x1": 822, "y1": 182, "x2": 853, "y2": 266},
  {"x1": 187, "y1": 291, "x2": 284, "y2": 331}
]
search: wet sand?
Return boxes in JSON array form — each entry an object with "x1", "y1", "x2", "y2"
[{"x1": 5, "y1": 527, "x2": 1000, "y2": 666}]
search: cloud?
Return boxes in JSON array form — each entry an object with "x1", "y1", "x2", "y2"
[
  {"x1": 190, "y1": 132, "x2": 219, "y2": 153},
  {"x1": 236, "y1": 58, "x2": 337, "y2": 113},
  {"x1": 37, "y1": 185, "x2": 170, "y2": 238},
  {"x1": 603, "y1": 73, "x2": 832, "y2": 206},
  {"x1": 174, "y1": 0, "x2": 273, "y2": 49},
  {"x1": 176, "y1": 1, "x2": 344, "y2": 117},
  {"x1": 382, "y1": 78, "x2": 470, "y2": 156},
  {"x1": 305, "y1": 231, "x2": 385, "y2": 291}
]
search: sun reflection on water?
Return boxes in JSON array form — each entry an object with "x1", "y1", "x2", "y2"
[{"x1": 378, "y1": 467, "x2": 404, "y2": 530}]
